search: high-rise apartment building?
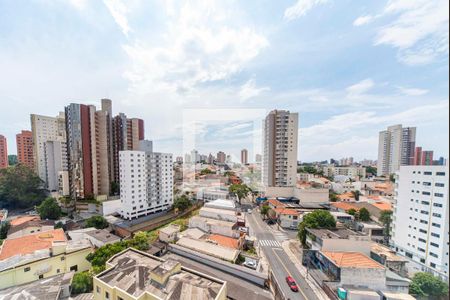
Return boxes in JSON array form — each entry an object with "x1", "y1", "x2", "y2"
[
  {"x1": 191, "y1": 149, "x2": 200, "y2": 164},
  {"x1": 119, "y1": 140, "x2": 173, "y2": 220},
  {"x1": 255, "y1": 154, "x2": 262, "y2": 163},
  {"x1": 377, "y1": 125, "x2": 416, "y2": 176},
  {"x1": 262, "y1": 110, "x2": 298, "y2": 187},
  {"x1": 391, "y1": 165, "x2": 449, "y2": 281},
  {"x1": 413, "y1": 147, "x2": 434, "y2": 166},
  {"x1": 216, "y1": 151, "x2": 226, "y2": 164},
  {"x1": 241, "y1": 149, "x2": 248, "y2": 165},
  {"x1": 112, "y1": 113, "x2": 145, "y2": 184},
  {"x1": 16, "y1": 130, "x2": 34, "y2": 169},
  {"x1": 31, "y1": 113, "x2": 67, "y2": 190},
  {"x1": 0, "y1": 135, "x2": 8, "y2": 169}
]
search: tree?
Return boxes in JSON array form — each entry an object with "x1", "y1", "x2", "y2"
[
  {"x1": 85, "y1": 216, "x2": 109, "y2": 229},
  {"x1": 389, "y1": 174, "x2": 396, "y2": 183},
  {"x1": 37, "y1": 197, "x2": 62, "y2": 220},
  {"x1": 0, "y1": 222, "x2": 10, "y2": 239},
  {"x1": 298, "y1": 210, "x2": 336, "y2": 246},
  {"x1": 71, "y1": 272, "x2": 93, "y2": 295},
  {"x1": 54, "y1": 222, "x2": 64, "y2": 230},
  {"x1": 409, "y1": 272, "x2": 449, "y2": 298},
  {"x1": 199, "y1": 168, "x2": 214, "y2": 175},
  {"x1": 0, "y1": 164, "x2": 47, "y2": 209},
  {"x1": 329, "y1": 191, "x2": 339, "y2": 202},
  {"x1": 110, "y1": 181, "x2": 120, "y2": 195},
  {"x1": 358, "y1": 207, "x2": 371, "y2": 221},
  {"x1": 366, "y1": 166, "x2": 377, "y2": 176},
  {"x1": 173, "y1": 195, "x2": 192, "y2": 212},
  {"x1": 260, "y1": 205, "x2": 270, "y2": 219},
  {"x1": 351, "y1": 190, "x2": 361, "y2": 201},
  {"x1": 346, "y1": 208, "x2": 357, "y2": 216},
  {"x1": 379, "y1": 210, "x2": 393, "y2": 243},
  {"x1": 229, "y1": 183, "x2": 251, "y2": 204}
]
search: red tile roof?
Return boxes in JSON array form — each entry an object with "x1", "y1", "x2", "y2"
[
  {"x1": 322, "y1": 251, "x2": 384, "y2": 269},
  {"x1": 372, "y1": 201, "x2": 392, "y2": 211},
  {"x1": 267, "y1": 199, "x2": 286, "y2": 208},
  {"x1": 331, "y1": 202, "x2": 358, "y2": 211},
  {"x1": 209, "y1": 234, "x2": 240, "y2": 249},
  {"x1": 274, "y1": 208, "x2": 299, "y2": 216},
  {"x1": 9, "y1": 215, "x2": 41, "y2": 226},
  {"x1": 0, "y1": 229, "x2": 66, "y2": 260}
]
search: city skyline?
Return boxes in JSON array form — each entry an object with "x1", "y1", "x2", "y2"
[{"x1": 0, "y1": 0, "x2": 448, "y2": 161}]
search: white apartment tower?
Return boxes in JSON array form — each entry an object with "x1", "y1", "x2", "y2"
[
  {"x1": 262, "y1": 110, "x2": 298, "y2": 187},
  {"x1": 30, "y1": 113, "x2": 67, "y2": 191},
  {"x1": 377, "y1": 125, "x2": 416, "y2": 176},
  {"x1": 391, "y1": 165, "x2": 449, "y2": 281},
  {"x1": 119, "y1": 140, "x2": 173, "y2": 220}
]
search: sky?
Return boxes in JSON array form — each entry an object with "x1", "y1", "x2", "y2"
[{"x1": 0, "y1": 0, "x2": 448, "y2": 162}]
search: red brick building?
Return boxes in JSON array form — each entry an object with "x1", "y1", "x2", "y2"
[
  {"x1": 0, "y1": 135, "x2": 8, "y2": 169},
  {"x1": 16, "y1": 130, "x2": 34, "y2": 169}
]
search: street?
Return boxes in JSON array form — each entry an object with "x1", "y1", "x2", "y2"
[{"x1": 247, "y1": 211, "x2": 320, "y2": 300}]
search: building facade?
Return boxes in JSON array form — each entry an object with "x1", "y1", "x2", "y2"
[
  {"x1": 391, "y1": 165, "x2": 449, "y2": 281},
  {"x1": 16, "y1": 130, "x2": 34, "y2": 169},
  {"x1": 262, "y1": 110, "x2": 298, "y2": 187},
  {"x1": 119, "y1": 141, "x2": 173, "y2": 220},
  {"x1": 241, "y1": 149, "x2": 248, "y2": 165},
  {"x1": 413, "y1": 147, "x2": 434, "y2": 166},
  {"x1": 30, "y1": 113, "x2": 66, "y2": 189},
  {"x1": 322, "y1": 166, "x2": 366, "y2": 179},
  {"x1": 0, "y1": 135, "x2": 8, "y2": 169},
  {"x1": 377, "y1": 125, "x2": 416, "y2": 176}
]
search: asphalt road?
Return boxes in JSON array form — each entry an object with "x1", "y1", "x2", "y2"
[{"x1": 247, "y1": 211, "x2": 320, "y2": 300}]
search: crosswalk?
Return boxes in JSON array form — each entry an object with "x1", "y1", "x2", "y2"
[
  {"x1": 272, "y1": 231, "x2": 288, "y2": 242},
  {"x1": 258, "y1": 239, "x2": 282, "y2": 248}
]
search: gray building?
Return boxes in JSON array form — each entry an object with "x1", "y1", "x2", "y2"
[{"x1": 262, "y1": 110, "x2": 298, "y2": 187}]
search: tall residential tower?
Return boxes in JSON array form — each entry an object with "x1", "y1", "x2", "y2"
[
  {"x1": 0, "y1": 135, "x2": 8, "y2": 169},
  {"x1": 262, "y1": 110, "x2": 298, "y2": 187}
]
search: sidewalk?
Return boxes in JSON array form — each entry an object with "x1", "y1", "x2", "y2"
[{"x1": 282, "y1": 240, "x2": 330, "y2": 300}]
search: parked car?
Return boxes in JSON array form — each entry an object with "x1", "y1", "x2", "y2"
[
  {"x1": 247, "y1": 209, "x2": 252, "y2": 214},
  {"x1": 285, "y1": 276, "x2": 299, "y2": 292},
  {"x1": 243, "y1": 260, "x2": 257, "y2": 269}
]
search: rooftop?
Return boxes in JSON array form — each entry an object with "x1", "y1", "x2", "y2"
[
  {"x1": 274, "y1": 208, "x2": 299, "y2": 216},
  {"x1": 9, "y1": 215, "x2": 41, "y2": 227},
  {"x1": 330, "y1": 202, "x2": 358, "y2": 211},
  {"x1": 204, "y1": 199, "x2": 236, "y2": 210},
  {"x1": 322, "y1": 251, "x2": 384, "y2": 269},
  {"x1": 0, "y1": 272, "x2": 73, "y2": 300},
  {"x1": 307, "y1": 228, "x2": 362, "y2": 239},
  {"x1": 267, "y1": 199, "x2": 286, "y2": 208},
  {"x1": 159, "y1": 224, "x2": 181, "y2": 236},
  {"x1": 208, "y1": 234, "x2": 240, "y2": 249},
  {"x1": 84, "y1": 229, "x2": 121, "y2": 243},
  {"x1": 372, "y1": 201, "x2": 392, "y2": 211},
  {"x1": 371, "y1": 243, "x2": 409, "y2": 262},
  {"x1": 199, "y1": 207, "x2": 238, "y2": 217},
  {"x1": 0, "y1": 229, "x2": 66, "y2": 260},
  {"x1": 190, "y1": 215, "x2": 237, "y2": 228},
  {"x1": 97, "y1": 248, "x2": 225, "y2": 300},
  {"x1": 182, "y1": 228, "x2": 207, "y2": 240},
  {"x1": 7, "y1": 218, "x2": 55, "y2": 235},
  {"x1": 176, "y1": 237, "x2": 239, "y2": 262}
]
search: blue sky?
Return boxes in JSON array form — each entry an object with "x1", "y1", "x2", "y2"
[{"x1": 0, "y1": 0, "x2": 448, "y2": 162}]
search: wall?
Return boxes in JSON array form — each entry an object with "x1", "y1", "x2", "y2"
[
  {"x1": 322, "y1": 237, "x2": 371, "y2": 256},
  {"x1": 340, "y1": 267, "x2": 386, "y2": 290},
  {"x1": 0, "y1": 247, "x2": 92, "y2": 290},
  {"x1": 294, "y1": 188, "x2": 329, "y2": 204},
  {"x1": 7, "y1": 225, "x2": 54, "y2": 239},
  {"x1": 101, "y1": 199, "x2": 121, "y2": 216}
]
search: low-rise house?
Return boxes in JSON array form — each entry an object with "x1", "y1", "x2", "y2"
[
  {"x1": 158, "y1": 224, "x2": 181, "y2": 243},
  {"x1": 208, "y1": 234, "x2": 244, "y2": 250},
  {"x1": 330, "y1": 211, "x2": 354, "y2": 224},
  {"x1": 176, "y1": 237, "x2": 240, "y2": 262},
  {"x1": 306, "y1": 228, "x2": 371, "y2": 255},
  {"x1": 0, "y1": 229, "x2": 92, "y2": 290},
  {"x1": 371, "y1": 243, "x2": 409, "y2": 277},
  {"x1": 94, "y1": 248, "x2": 227, "y2": 300},
  {"x1": 0, "y1": 272, "x2": 74, "y2": 300},
  {"x1": 274, "y1": 208, "x2": 300, "y2": 229},
  {"x1": 337, "y1": 192, "x2": 356, "y2": 202},
  {"x1": 6, "y1": 217, "x2": 55, "y2": 239},
  {"x1": 68, "y1": 228, "x2": 121, "y2": 248},
  {"x1": 204, "y1": 198, "x2": 237, "y2": 211},
  {"x1": 266, "y1": 199, "x2": 286, "y2": 209},
  {"x1": 197, "y1": 188, "x2": 231, "y2": 202},
  {"x1": 199, "y1": 207, "x2": 239, "y2": 223},
  {"x1": 189, "y1": 216, "x2": 239, "y2": 238},
  {"x1": 357, "y1": 222, "x2": 385, "y2": 242},
  {"x1": 314, "y1": 251, "x2": 410, "y2": 293}
]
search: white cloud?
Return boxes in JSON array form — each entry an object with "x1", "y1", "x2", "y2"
[
  {"x1": 103, "y1": 0, "x2": 131, "y2": 36},
  {"x1": 239, "y1": 79, "x2": 270, "y2": 101},
  {"x1": 374, "y1": 0, "x2": 449, "y2": 65},
  {"x1": 284, "y1": 0, "x2": 328, "y2": 21},
  {"x1": 68, "y1": 0, "x2": 88, "y2": 10},
  {"x1": 122, "y1": 2, "x2": 269, "y2": 94},
  {"x1": 397, "y1": 86, "x2": 429, "y2": 96},
  {"x1": 346, "y1": 78, "x2": 375, "y2": 98},
  {"x1": 353, "y1": 15, "x2": 374, "y2": 26}
]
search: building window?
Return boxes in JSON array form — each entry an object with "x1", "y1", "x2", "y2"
[
  {"x1": 432, "y1": 223, "x2": 441, "y2": 228},
  {"x1": 430, "y1": 242, "x2": 439, "y2": 248},
  {"x1": 422, "y1": 191, "x2": 431, "y2": 196},
  {"x1": 421, "y1": 201, "x2": 430, "y2": 205},
  {"x1": 436, "y1": 172, "x2": 446, "y2": 176},
  {"x1": 24, "y1": 267, "x2": 31, "y2": 272},
  {"x1": 434, "y1": 193, "x2": 444, "y2": 197},
  {"x1": 96, "y1": 286, "x2": 100, "y2": 293},
  {"x1": 61, "y1": 256, "x2": 65, "y2": 261},
  {"x1": 433, "y1": 203, "x2": 443, "y2": 208},
  {"x1": 435, "y1": 183, "x2": 445, "y2": 187},
  {"x1": 70, "y1": 265, "x2": 78, "y2": 272},
  {"x1": 424, "y1": 172, "x2": 432, "y2": 175},
  {"x1": 431, "y1": 233, "x2": 440, "y2": 238},
  {"x1": 430, "y1": 252, "x2": 438, "y2": 258},
  {"x1": 419, "y1": 229, "x2": 427, "y2": 234},
  {"x1": 105, "y1": 291, "x2": 110, "y2": 299},
  {"x1": 433, "y1": 213, "x2": 442, "y2": 218},
  {"x1": 39, "y1": 275, "x2": 44, "y2": 279}
]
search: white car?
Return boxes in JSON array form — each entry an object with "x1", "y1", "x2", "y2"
[
  {"x1": 247, "y1": 209, "x2": 252, "y2": 214},
  {"x1": 243, "y1": 260, "x2": 257, "y2": 269}
]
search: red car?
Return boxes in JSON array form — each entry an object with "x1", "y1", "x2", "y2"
[{"x1": 285, "y1": 276, "x2": 299, "y2": 292}]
